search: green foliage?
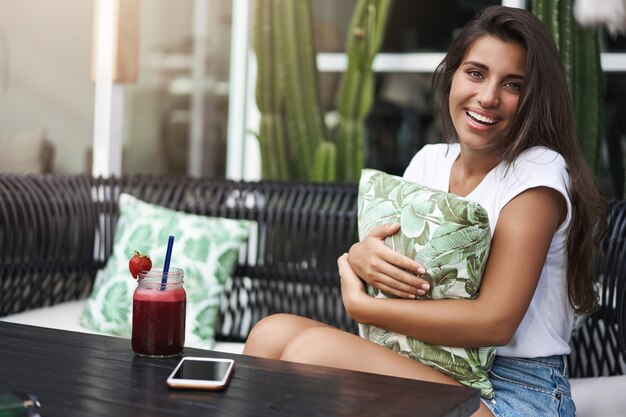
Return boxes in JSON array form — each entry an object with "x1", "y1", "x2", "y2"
[
  {"x1": 532, "y1": 0, "x2": 604, "y2": 171},
  {"x1": 253, "y1": 0, "x2": 393, "y2": 182},
  {"x1": 335, "y1": 0, "x2": 393, "y2": 182}
]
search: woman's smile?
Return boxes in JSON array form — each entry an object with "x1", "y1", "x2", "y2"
[{"x1": 465, "y1": 109, "x2": 500, "y2": 130}]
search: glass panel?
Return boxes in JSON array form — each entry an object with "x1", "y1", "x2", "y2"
[
  {"x1": 312, "y1": 0, "x2": 500, "y2": 53},
  {"x1": 365, "y1": 72, "x2": 436, "y2": 176},
  {"x1": 603, "y1": 31, "x2": 626, "y2": 53},
  {"x1": 123, "y1": 0, "x2": 232, "y2": 177},
  {"x1": 321, "y1": 72, "x2": 438, "y2": 177},
  {"x1": 0, "y1": 1, "x2": 94, "y2": 174},
  {"x1": 311, "y1": 0, "x2": 353, "y2": 53},
  {"x1": 381, "y1": 0, "x2": 501, "y2": 52},
  {"x1": 602, "y1": 72, "x2": 626, "y2": 199},
  {"x1": 0, "y1": 0, "x2": 232, "y2": 177}
]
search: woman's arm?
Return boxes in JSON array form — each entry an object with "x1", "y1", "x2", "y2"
[{"x1": 340, "y1": 186, "x2": 567, "y2": 348}]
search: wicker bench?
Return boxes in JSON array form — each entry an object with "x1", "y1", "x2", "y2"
[{"x1": 1, "y1": 173, "x2": 625, "y2": 415}]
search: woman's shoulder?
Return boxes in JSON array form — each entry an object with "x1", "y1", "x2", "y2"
[
  {"x1": 500, "y1": 146, "x2": 570, "y2": 197},
  {"x1": 514, "y1": 146, "x2": 567, "y2": 169}
]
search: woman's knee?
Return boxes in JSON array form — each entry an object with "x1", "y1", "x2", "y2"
[
  {"x1": 247, "y1": 313, "x2": 290, "y2": 340},
  {"x1": 244, "y1": 313, "x2": 293, "y2": 356},
  {"x1": 244, "y1": 313, "x2": 326, "y2": 358}
]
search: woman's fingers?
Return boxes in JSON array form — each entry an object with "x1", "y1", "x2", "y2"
[
  {"x1": 378, "y1": 245, "x2": 426, "y2": 276},
  {"x1": 373, "y1": 282, "x2": 418, "y2": 299},
  {"x1": 337, "y1": 253, "x2": 355, "y2": 279},
  {"x1": 363, "y1": 244, "x2": 429, "y2": 287},
  {"x1": 368, "y1": 223, "x2": 401, "y2": 240},
  {"x1": 368, "y1": 265, "x2": 429, "y2": 296},
  {"x1": 358, "y1": 235, "x2": 425, "y2": 276}
]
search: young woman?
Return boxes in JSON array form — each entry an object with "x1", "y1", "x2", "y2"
[{"x1": 244, "y1": 6, "x2": 607, "y2": 416}]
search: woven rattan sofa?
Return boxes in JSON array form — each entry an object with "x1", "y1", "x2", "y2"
[{"x1": 1, "y1": 173, "x2": 625, "y2": 415}]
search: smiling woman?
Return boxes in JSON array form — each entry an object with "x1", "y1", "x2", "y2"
[{"x1": 244, "y1": 6, "x2": 607, "y2": 417}]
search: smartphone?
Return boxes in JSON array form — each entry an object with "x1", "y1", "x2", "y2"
[{"x1": 166, "y1": 357, "x2": 235, "y2": 390}]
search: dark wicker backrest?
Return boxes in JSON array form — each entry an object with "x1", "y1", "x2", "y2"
[
  {"x1": 1, "y1": 173, "x2": 625, "y2": 366},
  {"x1": 0, "y1": 174, "x2": 99, "y2": 314},
  {"x1": 568, "y1": 200, "x2": 626, "y2": 377},
  {"x1": 0, "y1": 174, "x2": 359, "y2": 342}
]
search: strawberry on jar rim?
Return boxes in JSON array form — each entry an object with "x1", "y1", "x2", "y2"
[{"x1": 129, "y1": 251, "x2": 152, "y2": 279}]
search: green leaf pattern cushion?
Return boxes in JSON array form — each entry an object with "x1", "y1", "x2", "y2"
[
  {"x1": 358, "y1": 169, "x2": 496, "y2": 399},
  {"x1": 80, "y1": 193, "x2": 250, "y2": 349}
]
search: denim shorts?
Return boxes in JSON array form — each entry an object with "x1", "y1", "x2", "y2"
[{"x1": 481, "y1": 355, "x2": 575, "y2": 417}]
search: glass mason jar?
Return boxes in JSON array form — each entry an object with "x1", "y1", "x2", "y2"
[{"x1": 131, "y1": 267, "x2": 186, "y2": 357}]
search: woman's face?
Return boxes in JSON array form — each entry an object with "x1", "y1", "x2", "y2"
[{"x1": 448, "y1": 35, "x2": 527, "y2": 153}]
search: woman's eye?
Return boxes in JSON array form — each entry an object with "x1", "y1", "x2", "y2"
[
  {"x1": 467, "y1": 70, "x2": 483, "y2": 79},
  {"x1": 504, "y1": 82, "x2": 522, "y2": 92}
]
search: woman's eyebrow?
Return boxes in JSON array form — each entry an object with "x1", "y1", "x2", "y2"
[
  {"x1": 462, "y1": 60, "x2": 488, "y2": 70},
  {"x1": 461, "y1": 61, "x2": 525, "y2": 79}
]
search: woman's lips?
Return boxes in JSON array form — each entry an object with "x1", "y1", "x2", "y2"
[{"x1": 466, "y1": 110, "x2": 498, "y2": 125}]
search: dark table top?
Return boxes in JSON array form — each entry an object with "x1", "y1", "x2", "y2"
[{"x1": 0, "y1": 321, "x2": 480, "y2": 417}]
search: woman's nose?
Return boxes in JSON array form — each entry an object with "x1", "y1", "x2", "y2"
[{"x1": 477, "y1": 83, "x2": 500, "y2": 108}]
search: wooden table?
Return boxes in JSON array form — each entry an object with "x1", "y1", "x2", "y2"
[{"x1": 0, "y1": 322, "x2": 480, "y2": 416}]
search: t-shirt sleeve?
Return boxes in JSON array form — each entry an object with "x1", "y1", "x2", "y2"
[{"x1": 500, "y1": 148, "x2": 572, "y2": 232}]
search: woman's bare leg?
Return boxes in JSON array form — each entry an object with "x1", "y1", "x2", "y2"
[
  {"x1": 279, "y1": 326, "x2": 494, "y2": 417},
  {"x1": 243, "y1": 313, "x2": 331, "y2": 359}
]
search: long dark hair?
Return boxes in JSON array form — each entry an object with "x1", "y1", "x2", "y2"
[{"x1": 432, "y1": 6, "x2": 607, "y2": 314}]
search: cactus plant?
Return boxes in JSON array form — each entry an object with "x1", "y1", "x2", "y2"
[
  {"x1": 532, "y1": 0, "x2": 604, "y2": 172},
  {"x1": 253, "y1": 0, "x2": 392, "y2": 182},
  {"x1": 335, "y1": 0, "x2": 393, "y2": 182},
  {"x1": 254, "y1": 0, "x2": 327, "y2": 181}
]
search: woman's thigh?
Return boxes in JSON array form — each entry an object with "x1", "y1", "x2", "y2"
[
  {"x1": 243, "y1": 313, "x2": 331, "y2": 359},
  {"x1": 280, "y1": 326, "x2": 461, "y2": 384},
  {"x1": 280, "y1": 326, "x2": 494, "y2": 416},
  {"x1": 246, "y1": 319, "x2": 493, "y2": 416}
]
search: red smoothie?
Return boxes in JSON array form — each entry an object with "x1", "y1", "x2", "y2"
[{"x1": 131, "y1": 286, "x2": 186, "y2": 357}]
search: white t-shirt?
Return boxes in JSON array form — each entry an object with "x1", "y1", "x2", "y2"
[{"x1": 403, "y1": 143, "x2": 574, "y2": 358}]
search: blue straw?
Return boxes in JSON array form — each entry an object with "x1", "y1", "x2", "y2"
[{"x1": 161, "y1": 235, "x2": 175, "y2": 290}]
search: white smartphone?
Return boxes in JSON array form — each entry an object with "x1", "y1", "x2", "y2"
[{"x1": 166, "y1": 357, "x2": 235, "y2": 390}]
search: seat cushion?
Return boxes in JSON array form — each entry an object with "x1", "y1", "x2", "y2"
[
  {"x1": 570, "y1": 375, "x2": 626, "y2": 417},
  {"x1": 1, "y1": 300, "x2": 245, "y2": 354}
]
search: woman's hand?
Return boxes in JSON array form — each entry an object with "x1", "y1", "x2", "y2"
[
  {"x1": 348, "y1": 223, "x2": 430, "y2": 299},
  {"x1": 337, "y1": 253, "x2": 369, "y2": 320}
]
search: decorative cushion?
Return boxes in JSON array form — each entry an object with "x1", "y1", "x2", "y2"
[
  {"x1": 357, "y1": 168, "x2": 495, "y2": 398},
  {"x1": 80, "y1": 193, "x2": 249, "y2": 349}
]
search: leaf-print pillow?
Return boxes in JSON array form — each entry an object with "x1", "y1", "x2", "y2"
[
  {"x1": 357, "y1": 169, "x2": 496, "y2": 399},
  {"x1": 80, "y1": 193, "x2": 249, "y2": 349}
]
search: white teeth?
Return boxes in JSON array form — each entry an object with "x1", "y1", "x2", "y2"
[{"x1": 467, "y1": 110, "x2": 497, "y2": 125}]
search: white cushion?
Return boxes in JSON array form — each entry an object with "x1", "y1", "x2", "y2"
[
  {"x1": 570, "y1": 375, "x2": 626, "y2": 417},
  {"x1": 2, "y1": 300, "x2": 97, "y2": 333},
  {"x1": 1, "y1": 300, "x2": 244, "y2": 354}
]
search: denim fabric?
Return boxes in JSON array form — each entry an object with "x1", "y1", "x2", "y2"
[{"x1": 481, "y1": 355, "x2": 575, "y2": 417}]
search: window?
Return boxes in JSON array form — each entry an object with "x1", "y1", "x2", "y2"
[{"x1": 231, "y1": 0, "x2": 626, "y2": 199}]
